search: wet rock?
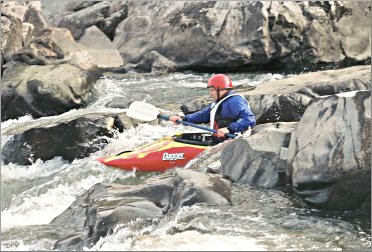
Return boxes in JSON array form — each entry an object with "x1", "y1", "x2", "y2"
[
  {"x1": 1, "y1": 63, "x2": 100, "y2": 121},
  {"x1": 221, "y1": 122, "x2": 297, "y2": 188},
  {"x1": 172, "y1": 170, "x2": 231, "y2": 207},
  {"x1": 1, "y1": 116, "x2": 118, "y2": 165},
  {"x1": 51, "y1": 170, "x2": 231, "y2": 250},
  {"x1": 180, "y1": 96, "x2": 210, "y2": 115},
  {"x1": 286, "y1": 90, "x2": 371, "y2": 211}
]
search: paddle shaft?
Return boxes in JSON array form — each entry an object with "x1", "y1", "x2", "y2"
[{"x1": 159, "y1": 114, "x2": 236, "y2": 139}]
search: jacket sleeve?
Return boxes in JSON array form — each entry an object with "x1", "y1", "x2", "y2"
[
  {"x1": 225, "y1": 96, "x2": 256, "y2": 133},
  {"x1": 183, "y1": 103, "x2": 212, "y2": 124}
]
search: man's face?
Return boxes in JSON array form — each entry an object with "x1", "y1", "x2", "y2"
[
  {"x1": 209, "y1": 88, "x2": 218, "y2": 101},
  {"x1": 209, "y1": 88, "x2": 227, "y2": 101}
]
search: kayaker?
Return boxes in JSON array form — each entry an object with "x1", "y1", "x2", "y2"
[{"x1": 169, "y1": 74, "x2": 256, "y2": 142}]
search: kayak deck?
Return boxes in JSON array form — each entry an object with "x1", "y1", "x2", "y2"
[{"x1": 97, "y1": 132, "x2": 216, "y2": 172}]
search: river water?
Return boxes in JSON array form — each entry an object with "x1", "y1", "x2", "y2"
[{"x1": 1, "y1": 72, "x2": 370, "y2": 251}]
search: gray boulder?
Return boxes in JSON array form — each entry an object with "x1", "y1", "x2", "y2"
[
  {"x1": 39, "y1": 1, "x2": 371, "y2": 73},
  {"x1": 112, "y1": 1, "x2": 370, "y2": 72},
  {"x1": 78, "y1": 25, "x2": 124, "y2": 68},
  {"x1": 58, "y1": 1, "x2": 128, "y2": 40},
  {"x1": 286, "y1": 90, "x2": 371, "y2": 211},
  {"x1": 58, "y1": 1, "x2": 111, "y2": 40},
  {"x1": 1, "y1": 117, "x2": 116, "y2": 165},
  {"x1": 1, "y1": 62, "x2": 100, "y2": 121},
  {"x1": 51, "y1": 170, "x2": 231, "y2": 250},
  {"x1": 221, "y1": 122, "x2": 297, "y2": 188},
  {"x1": 1, "y1": 27, "x2": 101, "y2": 121},
  {"x1": 1, "y1": 107, "x2": 128, "y2": 165},
  {"x1": 122, "y1": 50, "x2": 178, "y2": 73}
]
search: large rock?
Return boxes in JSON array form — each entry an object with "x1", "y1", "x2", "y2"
[
  {"x1": 78, "y1": 25, "x2": 124, "y2": 68},
  {"x1": 1, "y1": 107, "x2": 128, "y2": 165},
  {"x1": 1, "y1": 1, "x2": 48, "y2": 67},
  {"x1": 51, "y1": 170, "x2": 231, "y2": 250},
  {"x1": 40, "y1": 1, "x2": 371, "y2": 73},
  {"x1": 58, "y1": 1, "x2": 111, "y2": 39},
  {"x1": 1, "y1": 63, "x2": 100, "y2": 121},
  {"x1": 1, "y1": 27, "x2": 102, "y2": 121},
  {"x1": 1, "y1": 9, "x2": 24, "y2": 62},
  {"x1": 2, "y1": 117, "x2": 114, "y2": 165},
  {"x1": 111, "y1": 1, "x2": 370, "y2": 72},
  {"x1": 286, "y1": 91, "x2": 371, "y2": 211},
  {"x1": 221, "y1": 122, "x2": 297, "y2": 188},
  {"x1": 58, "y1": 1, "x2": 128, "y2": 40},
  {"x1": 122, "y1": 50, "x2": 178, "y2": 73}
]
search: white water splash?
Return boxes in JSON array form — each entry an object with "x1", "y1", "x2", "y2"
[
  {"x1": 1, "y1": 183, "x2": 77, "y2": 231},
  {"x1": 131, "y1": 231, "x2": 267, "y2": 251},
  {"x1": 1, "y1": 157, "x2": 68, "y2": 181},
  {"x1": 87, "y1": 226, "x2": 267, "y2": 251},
  {"x1": 1, "y1": 155, "x2": 136, "y2": 232}
]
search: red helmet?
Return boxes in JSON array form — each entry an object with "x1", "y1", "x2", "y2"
[{"x1": 207, "y1": 74, "x2": 233, "y2": 90}]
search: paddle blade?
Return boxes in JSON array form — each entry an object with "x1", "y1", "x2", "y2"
[{"x1": 126, "y1": 101, "x2": 160, "y2": 121}]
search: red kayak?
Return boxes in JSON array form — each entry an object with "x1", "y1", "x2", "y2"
[{"x1": 97, "y1": 132, "x2": 216, "y2": 172}]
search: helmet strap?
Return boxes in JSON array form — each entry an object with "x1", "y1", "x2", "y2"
[{"x1": 217, "y1": 89, "x2": 230, "y2": 101}]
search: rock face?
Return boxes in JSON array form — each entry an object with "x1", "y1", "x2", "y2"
[
  {"x1": 1, "y1": 2, "x2": 48, "y2": 62},
  {"x1": 1, "y1": 62, "x2": 99, "y2": 121},
  {"x1": 51, "y1": 170, "x2": 231, "y2": 250},
  {"x1": 221, "y1": 122, "x2": 297, "y2": 188},
  {"x1": 47, "y1": 1, "x2": 371, "y2": 73},
  {"x1": 1, "y1": 117, "x2": 115, "y2": 165},
  {"x1": 78, "y1": 25, "x2": 124, "y2": 68},
  {"x1": 109, "y1": 1, "x2": 370, "y2": 72},
  {"x1": 1, "y1": 27, "x2": 101, "y2": 121},
  {"x1": 58, "y1": 1, "x2": 128, "y2": 40},
  {"x1": 286, "y1": 91, "x2": 371, "y2": 211}
]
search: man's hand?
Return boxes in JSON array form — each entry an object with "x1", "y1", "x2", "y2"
[
  {"x1": 217, "y1": 127, "x2": 230, "y2": 138},
  {"x1": 169, "y1": 115, "x2": 183, "y2": 124}
]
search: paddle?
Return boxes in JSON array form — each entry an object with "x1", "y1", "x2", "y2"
[{"x1": 126, "y1": 101, "x2": 237, "y2": 138}]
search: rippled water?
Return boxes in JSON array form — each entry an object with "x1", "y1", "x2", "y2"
[{"x1": 1, "y1": 72, "x2": 370, "y2": 251}]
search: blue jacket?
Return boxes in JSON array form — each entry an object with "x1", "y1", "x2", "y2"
[{"x1": 183, "y1": 91, "x2": 256, "y2": 134}]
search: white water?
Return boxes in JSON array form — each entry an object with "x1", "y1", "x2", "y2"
[{"x1": 1, "y1": 72, "x2": 370, "y2": 251}]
